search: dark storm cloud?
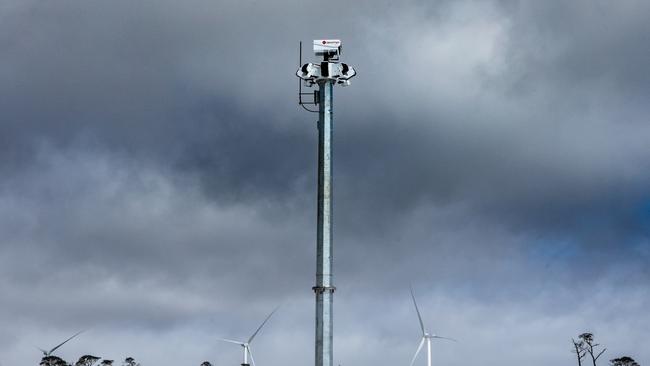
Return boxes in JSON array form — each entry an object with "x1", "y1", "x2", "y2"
[
  {"x1": 1, "y1": 1, "x2": 649, "y2": 365},
  {"x1": 2, "y1": 0, "x2": 648, "y2": 233},
  {"x1": 335, "y1": 0, "x2": 650, "y2": 241}
]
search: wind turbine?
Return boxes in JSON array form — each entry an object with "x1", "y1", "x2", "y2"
[
  {"x1": 37, "y1": 330, "x2": 85, "y2": 357},
  {"x1": 219, "y1": 307, "x2": 278, "y2": 366},
  {"x1": 409, "y1": 288, "x2": 456, "y2": 366}
]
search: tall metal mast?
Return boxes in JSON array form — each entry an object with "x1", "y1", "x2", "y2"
[
  {"x1": 315, "y1": 76, "x2": 334, "y2": 366},
  {"x1": 296, "y1": 40, "x2": 356, "y2": 366}
]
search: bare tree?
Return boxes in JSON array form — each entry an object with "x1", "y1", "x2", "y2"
[
  {"x1": 579, "y1": 333, "x2": 607, "y2": 366},
  {"x1": 572, "y1": 337, "x2": 587, "y2": 366},
  {"x1": 610, "y1": 356, "x2": 640, "y2": 366}
]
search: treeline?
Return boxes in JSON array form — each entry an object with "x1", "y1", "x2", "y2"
[
  {"x1": 39, "y1": 356, "x2": 140, "y2": 366},
  {"x1": 39, "y1": 356, "x2": 215, "y2": 366},
  {"x1": 38, "y1": 332, "x2": 642, "y2": 366}
]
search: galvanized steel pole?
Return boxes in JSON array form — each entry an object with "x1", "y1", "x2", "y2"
[
  {"x1": 314, "y1": 78, "x2": 335, "y2": 366},
  {"x1": 297, "y1": 40, "x2": 354, "y2": 366}
]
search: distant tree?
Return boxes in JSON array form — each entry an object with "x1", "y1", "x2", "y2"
[
  {"x1": 99, "y1": 360, "x2": 114, "y2": 366},
  {"x1": 572, "y1": 338, "x2": 587, "y2": 366},
  {"x1": 40, "y1": 355, "x2": 69, "y2": 366},
  {"x1": 200, "y1": 362, "x2": 213, "y2": 366},
  {"x1": 122, "y1": 357, "x2": 139, "y2": 366},
  {"x1": 75, "y1": 355, "x2": 101, "y2": 366},
  {"x1": 579, "y1": 333, "x2": 607, "y2": 366},
  {"x1": 610, "y1": 356, "x2": 640, "y2": 366}
]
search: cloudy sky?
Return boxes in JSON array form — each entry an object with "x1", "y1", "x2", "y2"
[{"x1": 1, "y1": 0, "x2": 649, "y2": 365}]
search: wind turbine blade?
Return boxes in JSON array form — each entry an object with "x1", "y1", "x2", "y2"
[
  {"x1": 410, "y1": 286, "x2": 425, "y2": 335},
  {"x1": 432, "y1": 336, "x2": 458, "y2": 342},
  {"x1": 248, "y1": 306, "x2": 279, "y2": 344},
  {"x1": 409, "y1": 338, "x2": 425, "y2": 366},
  {"x1": 248, "y1": 348, "x2": 256, "y2": 366},
  {"x1": 218, "y1": 338, "x2": 245, "y2": 345},
  {"x1": 49, "y1": 330, "x2": 85, "y2": 354}
]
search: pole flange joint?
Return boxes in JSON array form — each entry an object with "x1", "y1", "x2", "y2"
[{"x1": 312, "y1": 286, "x2": 336, "y2": 294}]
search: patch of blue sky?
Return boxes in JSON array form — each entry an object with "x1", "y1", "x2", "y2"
[
  {"x1": 635, "y1": 198, "x2": 650, "y2": 228},
  {"x1": 528, "y1": 236, "x2": 581, "y2": 267}
]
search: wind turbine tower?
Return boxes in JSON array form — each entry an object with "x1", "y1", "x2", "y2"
[
  {"x1": 219, "y1": 308, "x2": 278, "y2": 366},
  {"x1": 409, "y1": 288, "x2": 457, "y2": 366},
  {"x1": 296, "y1": 40, "x2": 356, "y2": 366}
]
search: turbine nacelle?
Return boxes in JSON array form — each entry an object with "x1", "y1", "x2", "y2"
[{"x1": 425, "y1": 334, "x2": 456, "y2": 341}]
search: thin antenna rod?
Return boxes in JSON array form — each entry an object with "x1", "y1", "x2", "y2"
[{"x1": 299, "y1": 41, "x2": 302, "y2": 104}]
